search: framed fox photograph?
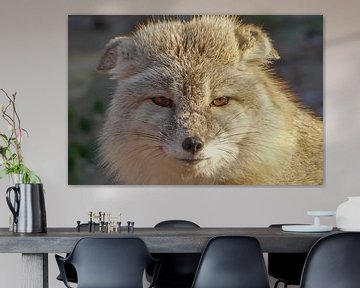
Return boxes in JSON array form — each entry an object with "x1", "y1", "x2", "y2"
[{"x1": 68, "y1": 15, "x2": 323, "y2": 185}]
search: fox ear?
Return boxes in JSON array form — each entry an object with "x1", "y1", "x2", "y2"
[
  {"x1": 97, "y1": 36, "x2": 137, "y2": 79},
  {"x1": 235, "y1": 24, "x2": 280, "y2": 64}
]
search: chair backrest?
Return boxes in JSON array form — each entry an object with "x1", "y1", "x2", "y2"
[
  {"x1": 150, "y1": 220, "x2": 201, "y2": 287},
  {"x1": 155, "y1": 220, "x2": 200, "y2": 228},
  {"x1": 300, "y1": 232, "x2": 360, "y2": 288},
  {"x1": 66, "y1": 237, "x2": 154, "y2": 288},
  {"x1": 191, "y1": 236, "x2": 270, "y2": 288}
]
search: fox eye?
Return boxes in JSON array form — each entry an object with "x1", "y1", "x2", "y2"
[
  {"x1": 211, "y1": 96, "x2": 229, "y2": 107},
  {"x1": 151, "y1": 97, "x2": 173, "y2": 107}
]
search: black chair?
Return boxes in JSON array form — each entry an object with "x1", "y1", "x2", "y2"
[
  {"x1": 300, "y1": 232, "x2": 360, "y2": 288},
  {"x1": 191, "y1": 236, "x2": 270, "y2": 288},
  {"x1": 147, "y1": 220, "x2": 201, "y2": 288},
  {"x1": 268, "y1": 224, "x2": 308, "y2": 288},
  {"x1": 55, "y1": 237, "x2": 160, "y2": 288},
  {"x1": 56, "y1": 223, "x2": 99, "y2": 284}
]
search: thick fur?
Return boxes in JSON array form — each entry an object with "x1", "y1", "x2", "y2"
[{"x1": 97, "y1": 16, "x2": 323, "y2": 185}]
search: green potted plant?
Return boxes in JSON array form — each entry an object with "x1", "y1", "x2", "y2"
[{"x1": 1, "y1": 88, "x2": 46, "y2": 233}]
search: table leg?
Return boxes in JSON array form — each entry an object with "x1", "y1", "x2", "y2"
[{"x1": 22, "y1": 253, "x2": 48, "y2": 288}]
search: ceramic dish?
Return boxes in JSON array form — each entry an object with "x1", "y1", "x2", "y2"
[{"x1": 282, "y1": 225, "x2": 333, "y2": 232}]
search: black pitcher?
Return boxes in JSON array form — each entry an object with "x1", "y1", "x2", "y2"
[{"x1": 6, "y1": 183, "x2": 47, "y2": 233}]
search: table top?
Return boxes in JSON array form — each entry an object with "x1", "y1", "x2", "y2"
[{"x1": 0, "y1": 227, "x2": 340, "y2": 254}]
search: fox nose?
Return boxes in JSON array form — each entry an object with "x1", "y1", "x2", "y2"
[{"x1": 182, "y1": 137, "x2": 204, "y2": 154}]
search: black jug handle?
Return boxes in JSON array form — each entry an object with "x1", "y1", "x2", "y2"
[{"x1": 6, "y1": 186, "x2": 20, "y2": 224}]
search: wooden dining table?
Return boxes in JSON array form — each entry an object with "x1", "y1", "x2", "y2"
[{"x1": 0, "y1": 226, "x2": 339, "y2": 288}]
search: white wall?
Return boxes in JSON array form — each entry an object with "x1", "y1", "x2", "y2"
[{"x1": 0, "y1": 0, "x2": 360, "y2": 287}]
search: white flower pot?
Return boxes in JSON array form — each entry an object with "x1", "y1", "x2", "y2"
[{"x1": 336, "y1": 197, "x2": 360, "y2": 231}]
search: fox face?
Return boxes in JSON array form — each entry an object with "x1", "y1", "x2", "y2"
[{"x1": 97, "y1": 16, "x2": 322, "y2": 185}]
